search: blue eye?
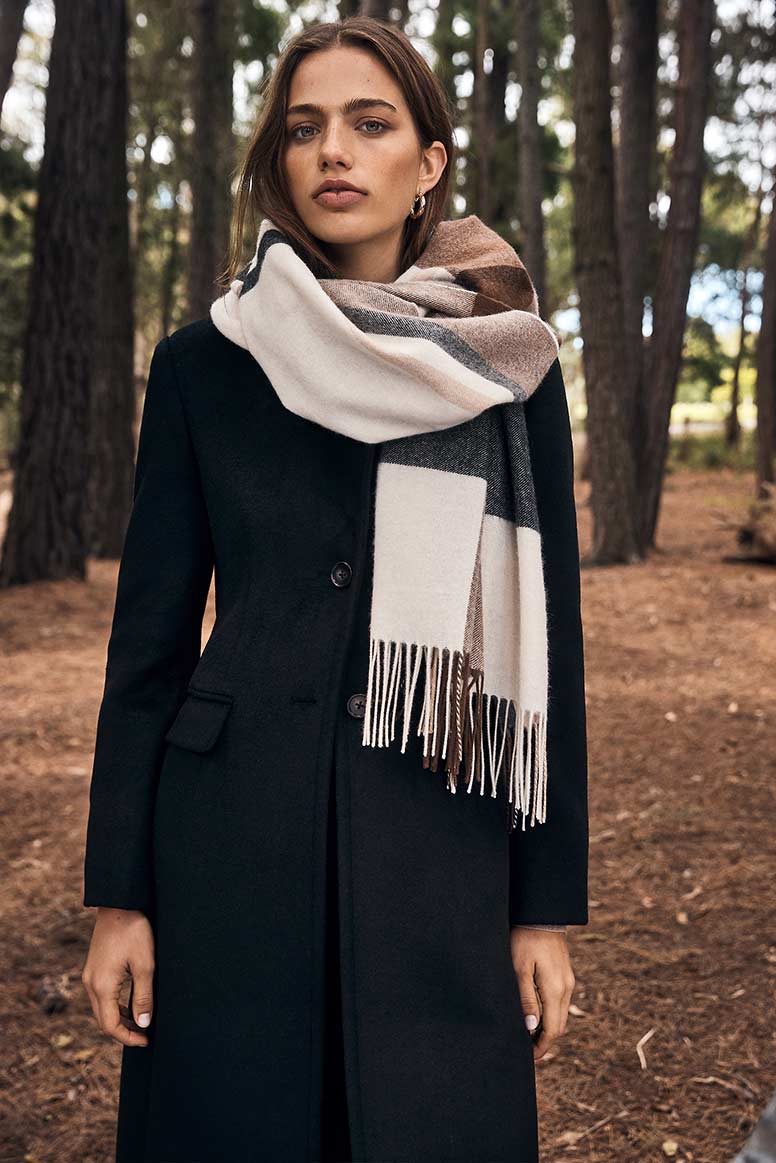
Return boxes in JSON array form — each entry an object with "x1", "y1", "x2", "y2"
[{"x1": 288, "y1": 119, "x2": 388, "y2": 140}]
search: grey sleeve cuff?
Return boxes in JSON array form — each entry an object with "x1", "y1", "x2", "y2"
[{"x1": 511, "y1": 923, "x2": 568, "y2": 933}]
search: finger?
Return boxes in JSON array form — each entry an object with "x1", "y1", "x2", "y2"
[
  {"x1": 532, "y1": 1023, "x2": 554, "y2": 1059},
  {"x1": 82, "y1": 978, "x2": 103, "y2": 1031},
  {"x1": 543, "y1": 969, "x2": 575, "y2": 1038},
  {"x1": 531, "y1": 976, "x2": 567, "y2": 1059},
  {"x1": 516, "y1": 968, "x2": 542, "y2": 1036},
  {"x1": 119, "y1": 1002, "x2": 152, "y2": 1037},
  {"x1": 129, "y1": 962, "x2": 155, "y2": 1031},
  {"x1": 95, "y1": 982, "x2": 149, "y2": 1047}
]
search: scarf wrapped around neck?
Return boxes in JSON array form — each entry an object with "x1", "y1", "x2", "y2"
[{"x1": 210, "y1": 213, "x2": 561, "y2": 831}]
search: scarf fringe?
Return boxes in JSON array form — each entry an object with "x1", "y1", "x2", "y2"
[{"x1": 361, "y1": 637, "x2": 547, "y2": 832}]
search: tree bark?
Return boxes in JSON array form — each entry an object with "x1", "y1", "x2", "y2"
[
  {"x1": 130, "y1": 112, "x2": 161, "y2": 269},
  {"x1": 432, "y1": 0, "x2": 457, "y2": 119},
  {"x1": 0, "y1": 0, "x2": 121, "y2": 585},
  {"x1": 726, "y1": 190, "x2": 763, "y2": 448},
  {"x1": 516, "y1": 0, "x2": 546, "y2": 310},
  {"x1": 614, "y1": 0, "x2": 658, "y2": 449},
  {"x1": 755, "y1": 186, "x2": 776, "y2": 488},
  {"x1": 638, "y1": 0, "x2": 715, "y2": 547},
  {"x1": 571, "y1": 0, "x2": 640, "y2": 562},
  {"x1": 488, "y1": 18, "x2": 511, "y2": 229},
  {"x1": 362, "y1": 0, "x2": 392, "y2": 16},
  {"x1": 187, "y1": 0, "x2": 236, "y2": 322},
  {"x1": 473, "y1": 0, "x2": 491, "y2": 221},
  {"x1": 161, "y1": 181, "x2": 184, "y2": 339},
  {"x1": 88, "y1": 0, "x2": 136, "y2": 560}
]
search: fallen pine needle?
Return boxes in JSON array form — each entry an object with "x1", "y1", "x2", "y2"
[
  {"x1": 637, "y1": 1027, "x2": 656, "y2": 1070},
  {"x1": 689, "y1": 1075, "x2": 759, "y2": 1101},
  {"x1": 554, "y1": 1108, "x2": 630, "y2": 1148}
]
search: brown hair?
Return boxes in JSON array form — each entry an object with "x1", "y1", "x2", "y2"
[{"x1": 217, "y1": 15, "x2": 457, "y2": 288}]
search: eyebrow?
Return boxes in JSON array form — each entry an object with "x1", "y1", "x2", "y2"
[{"x1": 285, "y1": 97, "x2": 399, "y2": 118}]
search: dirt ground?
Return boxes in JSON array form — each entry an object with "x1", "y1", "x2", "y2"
[{"x1": 0, "y1": 462, "x2": 774, "y2": 1163}]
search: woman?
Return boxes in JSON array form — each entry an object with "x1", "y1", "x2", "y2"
[{"x1": 81, "y1": 16, "x2": 588, "y2": 1163}]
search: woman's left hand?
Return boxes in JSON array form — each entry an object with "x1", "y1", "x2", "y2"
[{"x1": 510, "y1": 928, "x2": 576, "y2": 1061}]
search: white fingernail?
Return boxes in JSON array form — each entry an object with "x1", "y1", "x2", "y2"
[
  {"x1": 137, "y1": 1012, "x2": 151, "y2": 1028},
  {"x1": 525, "y1": 1014, "x2": 539, "y2": 1031}
]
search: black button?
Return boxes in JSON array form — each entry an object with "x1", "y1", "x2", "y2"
[
  {"x1": 346, "y1": 693, "x2": 366, "y2": 718},
  {"x1": 330, "y1": 561, "x2": 352, "y2": 588}
]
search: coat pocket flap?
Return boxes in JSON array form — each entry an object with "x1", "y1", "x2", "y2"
[{"x1": 164, "y1": 689, "x2": 234, "y2": 753}]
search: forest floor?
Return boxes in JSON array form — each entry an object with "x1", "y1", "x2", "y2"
[{"x1": 0, "y1": 460, "x2": 774, "y2": 1163}]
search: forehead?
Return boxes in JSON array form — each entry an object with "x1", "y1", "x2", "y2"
[{"x1": 286, "y1": 45, "x2": 406, "y2": 112}]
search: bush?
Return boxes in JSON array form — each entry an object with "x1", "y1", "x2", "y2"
[{"x1": 666, "y1": 428, "x2": 756, "y2": 473}]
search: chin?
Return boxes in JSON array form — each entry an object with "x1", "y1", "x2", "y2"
[{"x1": 307, "y1": 211, "x2": 376, "y2": 243}]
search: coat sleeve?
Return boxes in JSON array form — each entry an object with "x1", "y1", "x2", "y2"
[
  {"x1": 82, "y1": 336, "x2": 214, "y2": 914},
  {"x1": 508, "y1": 356, "x2": 589, "y2": 928}
]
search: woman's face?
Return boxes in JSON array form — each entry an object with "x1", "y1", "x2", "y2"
[{"x1": 282, "y1": 45, "x2": 447, "y2": 275}]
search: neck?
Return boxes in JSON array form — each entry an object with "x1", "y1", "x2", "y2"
[{"x1": 322, "y1": 223, "x2": 406, "y2": 282}]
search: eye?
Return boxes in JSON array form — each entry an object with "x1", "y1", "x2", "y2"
[{"x1": 288, "y1": 118, "x2": 388, "y2": 141}]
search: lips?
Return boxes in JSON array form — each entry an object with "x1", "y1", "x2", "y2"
[
  {"x1": 314, "y1": 181, "x2": 367, "y2": 197},
  {"x1": 313, "y1": 185, "x2": 367, "y2": 208}
]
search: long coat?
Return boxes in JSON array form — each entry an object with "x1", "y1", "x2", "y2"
[{"x1": 82, "y1": 318, "x2": 589, "y2": 1163}]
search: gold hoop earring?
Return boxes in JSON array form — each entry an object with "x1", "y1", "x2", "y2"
[{"x1": 409, "y1": 192, "x2": 426, "y2": 219}]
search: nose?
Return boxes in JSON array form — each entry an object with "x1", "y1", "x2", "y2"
[{"x1": 317, "y1": 119, "x2": 353, "y2": 169}]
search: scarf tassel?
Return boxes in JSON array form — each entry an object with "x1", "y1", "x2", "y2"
[{"x1": 361, "y1": 638, "x2": 547, "y2": 832}]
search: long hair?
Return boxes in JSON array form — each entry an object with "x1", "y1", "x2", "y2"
[{"x1": 217, "y1": 16, "x2": 457, "y2": 287}]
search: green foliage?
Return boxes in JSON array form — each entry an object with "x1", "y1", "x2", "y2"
[
  {"x1": 234, "y1": 0, "x2": 287, "y2": 68},
  {"x1": 667, "y1": 426, "x2": 756, "y2": 473},
  {"x1": 677, "y1": 315, "x2": 731, "y2": 402},
  {"x1": 698, "y1": 170, "x2": 759, "y2": 273}
]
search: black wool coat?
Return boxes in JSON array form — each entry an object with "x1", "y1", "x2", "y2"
[{"x1": 82, "y1": 318, "x2": 589, "y2": 1163}]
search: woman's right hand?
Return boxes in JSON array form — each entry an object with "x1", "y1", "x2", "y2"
[{"x1": 81, "y1": 907, "x2": 155, "y2": 1047}]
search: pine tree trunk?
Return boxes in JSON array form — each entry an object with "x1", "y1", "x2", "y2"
[
  {"x1": 433, "y1": 0, "x2": 457, "y2": 116},
  {"x1": 516, "y1": 0, "x2": 546, "y2": 311},
  {"x1": 187, "y1": 0, "x2": 236, "y2": 322},
  {"x1": 614, "y1": 0, "x2": 658, "y2": 453},
  {"x1": 161, "y1": 185, "x2": 184, "y2": 340},
  {"x1": 755, "y1": 188, "x2": 776, "y2": 488},
  {"x1": 726, "y1": 189, "x2": 762, "y2": 447},
  {"x1": 362, "y1": 0, "x2": 391, "y2": 16},
  {"x1": 571, "y1": 0, "x2": 640, "y2": 563},
  {"x1": 473, "y1": 0, "x2": 491, "y2": 221},
  {"x1": 89, "y1": 0, "x2": 136, "y2": 560},
  {"x1": 488, "y1": 27, "x2": 511, "y2": 229},
  {"x1": 0, "y1": 0, "x2": 121, "y2": 585},
  {"x1": 638, "y1": 0, "x2": 715, "y2": 547}
]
